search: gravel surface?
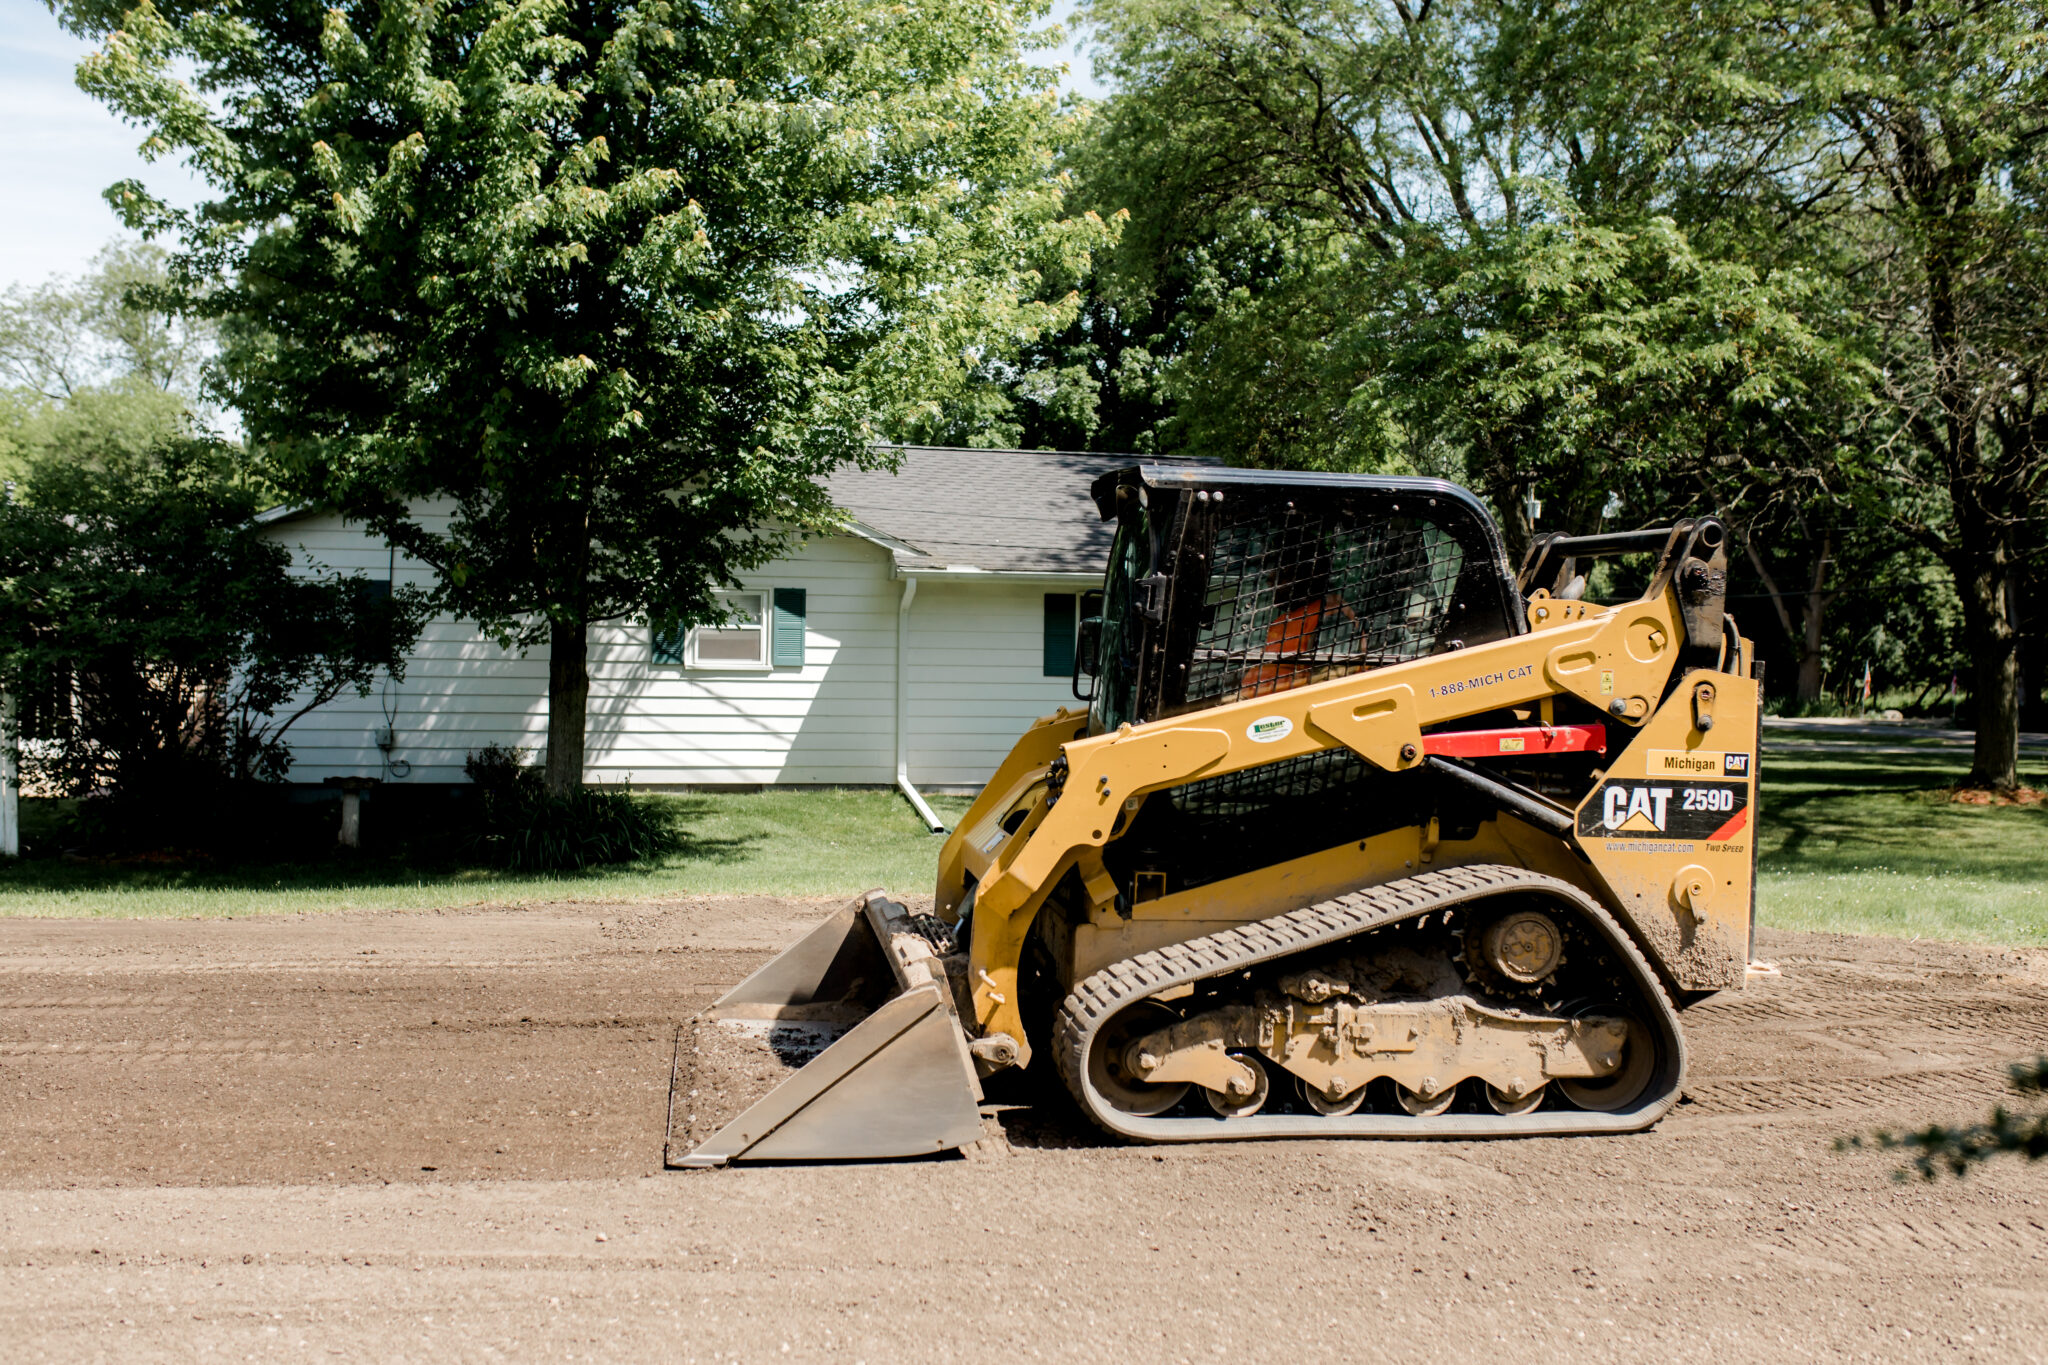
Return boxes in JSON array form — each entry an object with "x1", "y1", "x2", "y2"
[
  {"x1": 3, "y1": 895, "x2": 2046, "y2": 1361},
  {"x1": 665, "y1": 1015, "x2": 825, "y2": 1159}
]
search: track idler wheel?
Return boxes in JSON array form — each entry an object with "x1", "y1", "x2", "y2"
[
  {"x1": 1096, "y1": 1002, "x2": 1190, "y2": 1117},
  {"x1": 1558, "y1": 1014, "x2": 1656, "y2": 1112},
  {"x1": 1299, "y1": 1077, "x2": 1367, "y2": 1116},
  {"x1": 1486, "y1": 1083, "x2": 1546, "y2": 1116}
]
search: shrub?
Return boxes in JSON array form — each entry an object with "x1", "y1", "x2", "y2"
[
  {"x1": 0, "y1": 439, "x2": 427, "y2": 851},
  {"x1": 463, "y1": 745, "x2": 679, "y2": 872}
]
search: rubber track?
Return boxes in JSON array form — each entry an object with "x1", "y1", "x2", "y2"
[{"x1": 1052, "y1": 864, "x2": 1687, "y2": 1142}]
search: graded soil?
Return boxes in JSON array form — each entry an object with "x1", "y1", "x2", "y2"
[{"x1": 3, "y1": 896, "x2": 2046, "y2": 1361}]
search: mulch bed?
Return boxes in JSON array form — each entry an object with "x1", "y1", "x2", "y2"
[{"x1": 1946, "y1": 785, "x2": 2044, "y2": 806}]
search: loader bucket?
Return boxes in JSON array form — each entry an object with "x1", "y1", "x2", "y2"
[{"x1": 665, "y1": 892, "x2": 986, "y2": 1167}]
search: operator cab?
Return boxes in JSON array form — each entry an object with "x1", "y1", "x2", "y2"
[{"x1": 1074, "y1": 465, "x2": 1525, "y2": 733}]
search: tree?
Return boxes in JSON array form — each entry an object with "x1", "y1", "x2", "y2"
[
  {"x1": 58, "y1": 0, "x2": 1108, "y2": 793},
  {"x1": 1057, "y1": 0, "x2": 2046, "y2": 776},
  {"x1": 0, "y1": 240, "x2": 213, "y2": 482},
  {"x1": 1071, "y1": 0, "x2": 1857, "y2": 558},
  {"x1": 1776, "y1": 0, "x2": 2048, "y2": 788},
  {"x1": 0, "y1": 439, "x2": 426, "y2": 836},
  {"x1": 0, "y1": 239, "x2": 211, "y2": 403},
  {"x1": 892, "y1": 242, "x2": 1202, "y2": 454}
]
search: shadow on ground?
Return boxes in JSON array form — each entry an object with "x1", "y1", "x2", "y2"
[{"x1": 0, "y1": 795, "x2": 760, "y2": 900}]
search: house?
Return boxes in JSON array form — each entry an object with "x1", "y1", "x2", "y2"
[{"x1": 257, "y1": 446, "x2": 1191, "y2": 818}]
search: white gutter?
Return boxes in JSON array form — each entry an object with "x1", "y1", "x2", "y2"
[
  {"x1": 890, "y1": 566, "x2": 1101, "y2": 587},
  {"x1": 895, "y1": 575, "x2": 946, "y2": 833},
  {"x1": 251, "y1": 501, "x2": 318, "y2": 526}
]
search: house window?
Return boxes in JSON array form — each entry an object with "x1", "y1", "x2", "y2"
[
  {"x1": 15, "y1": 661, "x2": 72, "y2": 740},
  {"x1": 654, "y1": 588, "x2": 806, "y2": 669},
  {"x1": 1043, "y1": 593, "x2": 1078, "y2": 676}
]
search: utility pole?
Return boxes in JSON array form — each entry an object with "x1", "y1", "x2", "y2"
[{"x1": 1, "y1": 692, "x2": 17, "y2": 858}]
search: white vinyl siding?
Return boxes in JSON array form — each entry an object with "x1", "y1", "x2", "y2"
[
  {"x1": 261, "y1": 506, "x2": 1084, "y2": 790},
  {"x1": 903, "y1": 579, "x2": 1084, "y2": 787}
]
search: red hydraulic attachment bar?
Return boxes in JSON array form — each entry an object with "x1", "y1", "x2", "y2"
[{"x1": 1420, "y1": 724, "x2": 1606, "y2": 760}]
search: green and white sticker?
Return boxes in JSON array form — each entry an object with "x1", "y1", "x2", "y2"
[{"x1": 1246, "y1": 715, "x2": 1293, "y2": 743}]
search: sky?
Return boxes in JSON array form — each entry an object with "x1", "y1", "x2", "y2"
[{"x1": 0, "y1": 0, "x2": 1105, "y2": 294}]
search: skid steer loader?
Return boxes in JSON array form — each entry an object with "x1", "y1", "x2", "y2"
[{"x1": 668, "y1": 465, "x2": 1760, "y2": 1165}]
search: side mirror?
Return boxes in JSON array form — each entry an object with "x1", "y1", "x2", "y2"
[{"x1": 1073, "y1": 590, "x2": 1103, "y2": 701}]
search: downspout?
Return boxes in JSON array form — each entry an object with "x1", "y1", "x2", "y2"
[{"x1": 895, "y1": 574, "x2": 946, "y2": 833}]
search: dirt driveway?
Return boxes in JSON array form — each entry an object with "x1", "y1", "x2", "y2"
[{"x1": 3, "y1": 898, "x2": 2046, "y2": 1362}]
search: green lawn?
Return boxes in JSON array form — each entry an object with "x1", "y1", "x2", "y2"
[
  {"x1": 1755, "y1": 747, "x2": 2048, "y2": 945},
  {"x1": 1, "y1": 742, "x2": 2043, "y2": 945},
  {"x1": 0, "y1": 788, "x2": 974, "y2": 919}
]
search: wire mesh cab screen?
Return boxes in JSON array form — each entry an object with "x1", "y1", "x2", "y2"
[{"x1": 1090, "y1": 466, "x2": 1523, "y2": 725}]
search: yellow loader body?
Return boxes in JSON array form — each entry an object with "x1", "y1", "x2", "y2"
[{"x1": 671, "y1": 465, "x2": 1760, "y2": 1163}]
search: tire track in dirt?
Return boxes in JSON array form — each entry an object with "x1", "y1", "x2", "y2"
[
  {"x1": 1766, "y1": 1212, "x2": 2048, "y2": 1260},
  {"x1": 1683, "y1": 1063, "x2": 2016, "y2": 1115},
  {"x1": 0, "y1": 909, "x2": 2045, "y2": 1362}
]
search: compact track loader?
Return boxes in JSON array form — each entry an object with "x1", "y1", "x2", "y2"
[{"x1": 669, "y1": 465, "x2": 1760, "y2": 1165}]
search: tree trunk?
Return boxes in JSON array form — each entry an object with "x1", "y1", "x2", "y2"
[
  {"x1": 544, "y1": 618, "x2": 589, "y2": 797},
  {"x1": 1743, "y1": 531, "x2": 1832, "y2": 704},
  {"x1": 1792, "y1": 594, "x2": 1825, "y2": 701},
  {"x1": 1954, "y1": 545, "x2": 2020, "y2": 792},
  {"x1": 1794, "y1": 533, "x2": 1832, "y2": 704}
]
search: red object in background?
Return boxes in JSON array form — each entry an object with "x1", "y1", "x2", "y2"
[
  {"x1": 1241, "y1": 599, "x2": 1327, "y2": 698},
  {"x1": 1420, "y1": 724, "x2": 1606, "y2": 759}
]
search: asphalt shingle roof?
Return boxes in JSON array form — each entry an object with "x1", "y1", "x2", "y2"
[{"x1": 825, "y1": 446, "x2": 1211, "y2": 575}]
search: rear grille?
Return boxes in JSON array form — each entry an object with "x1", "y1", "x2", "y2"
[{"x1": 1170, "y1": 748, "x2": 1379, "y2": 822}]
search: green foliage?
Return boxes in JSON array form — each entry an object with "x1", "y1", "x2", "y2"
[
  {"x1": 1753, "y1": 0, "x2": 2048, "y2": 786},
  {"x1": 0, "y1": 239, "x2": 215, "y2": 484},
  {"x1": 0, "y1": 439, "x2": 427, "y2": 843},
  {"x1": 56, "y1": 0, "x2": 1112, "y2": 786},
  {"x1": 461, "y1": 744, "x2": 678, "y2": 872},
  {"x1": 1, "y1": 382, "x2": 192, "y2": 480},
  {"x1": 0, "y1": 239, "x2": 211, "y2": 403},
  {"x1": 1048, "y1": 0, "x2": 2048, "y2": 781},
  {"x1": 892, "y1": 233, "x2": 1194, "y2": 454},
  {"x1": 1053, "y1": 0, "x2": 1865, "y2": 536},
  {"x1": 1731, "y1": 521, "x2": 1968, "y2": 706},
  {"x1": 1840, "y1": 1057, "x2": 2048, "y2": 1180}
]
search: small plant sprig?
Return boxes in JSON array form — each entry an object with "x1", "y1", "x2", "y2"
[{"x1": 1839, "y1": 1057, "x2": 2048, "y2": 1180}]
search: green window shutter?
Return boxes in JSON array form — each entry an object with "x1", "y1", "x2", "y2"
[
  {"x1": 772, "y1": 587, "x2": 807, "y2": 667},
  {"x1": 1043, "y1": 593, "x2": 1077, "y2": 676}
]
